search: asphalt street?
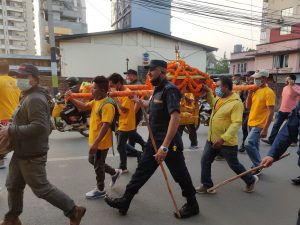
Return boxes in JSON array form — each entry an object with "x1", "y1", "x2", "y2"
[{"x1": 0, "y1": 125, "x2": 299, "y2": 225}]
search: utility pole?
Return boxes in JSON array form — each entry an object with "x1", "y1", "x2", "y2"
[{"x1": 46, "y1": 0, "x2": 59, "y2": 96}]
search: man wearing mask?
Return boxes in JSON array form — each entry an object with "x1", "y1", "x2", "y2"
[
  {"x1": 197, "y1": 76, "x2": 258, "y2": 194},
  {"x1": 104, "y1": 60, "x2": 199, "y2": 218},
  {"x1": 0, "y1": 60, "x2": 20, "y2": 169},
  {"x1": 245, "y1": 70, "x2": 275, "y2": 176},
  {"x1": 0, "y1": 64, "x2": 85, "y2": 225},
  {"x1": 123, "y1": 69, "x2": 146, "y2": 153},
  {"x1": 262, "y1": 74, "x2": 300, "y2": 145}
]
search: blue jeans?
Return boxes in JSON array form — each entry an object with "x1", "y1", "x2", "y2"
[
  {"x1": 268, "y1": 111, "x2": 290, "y2": 144},
  {"x1": 245, "y1": 127, "x2": 262, "y2": 167},
  {"x1": 201, "y1": 141, "x2": 255, "y2": 188}
]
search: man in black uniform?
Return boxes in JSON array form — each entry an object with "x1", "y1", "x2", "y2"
[{"x1": 105, "y1": 60, "x2": 199, "y2": 218}]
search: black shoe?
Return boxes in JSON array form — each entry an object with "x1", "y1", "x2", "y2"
[
  {"x1": 292, "y1": 176, "x2": 300, "y2": 185},
  {"x1": 238, "y1": 146, "x2": 246, "y2": 153},
  {"x1": 261, "y1": 139, "x2": 271, "y2": 145},
  {"x1": 137, "y1": 152, "x2": 143, "y2": 164},
  {"x1": 104, "y1": 196, "x2": 132, "y2": 215},
  {"x1": 174, "y1": 202, "x2": 199, "y2": 219}
]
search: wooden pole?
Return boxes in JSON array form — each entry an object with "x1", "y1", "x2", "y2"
[
  {"x1": 207, "y1": 153, "x2": 290, "y2": 192},
  {"x1": 139, "y1": 101, "x2": 181, "y2": 218}
]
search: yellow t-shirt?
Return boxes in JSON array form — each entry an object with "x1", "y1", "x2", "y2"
[
  {"x1": 87, "y1": 98, "x2": 115, "y2": 150},
  {"x1": 248, "y1": 87, "x2": 276, "y2": 128},
  {"x1": 0, "y1": 75, "x2": 20, "y2": 120},
  {"x1": 117, "y1": 89, "x2": 136, "y2": 131}
]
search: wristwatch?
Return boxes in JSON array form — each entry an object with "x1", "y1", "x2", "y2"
[{"x1": 160, "y1": 146, "x2": 169, "y2": 153}]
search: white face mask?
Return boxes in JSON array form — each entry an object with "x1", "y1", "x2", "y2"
[
  {"x1": 254, "y1": 79, "x2": 262, "y2": 87},
  {"x1": 110, "y1": 87, "x2": 117, "y2": 92},
  {"x1": 16, "y1": 78, "x2": 32, "y2": 91}
]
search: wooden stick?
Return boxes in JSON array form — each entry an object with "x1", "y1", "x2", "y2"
[
  {"x1": 207, "y1": 152, "x2": 290, "y2": 192},
  {"x1": 139, "y1": 101, "x2": 181, "y2": 218}
]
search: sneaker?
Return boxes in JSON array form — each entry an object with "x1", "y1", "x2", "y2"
[
  {"x1": 85, "y1": 188, "x2": 106, "y2": 199},
  {"x1": 110, "y1": 169, "x2": 122, "y2": 187},
  {"x1": 291, "y1": 142, "x2": 297, "y2": 147},
  {"x1": 0, "y1": 159, "x2": 5, "y2": 169},
  {"x1": 291, "y1": 176, "x2": 300, "y2": 185},
  {"x1": 252, "y1": 168, "x2": 263, "y2": 176},
  {"x1": 119, "y1": 168, "x2": 129, "y2": 174},
  {"x1": 238, "y1": 145, "x2": 246, "y2": 153},
  {"x1": 261, "y1": 139, "x2": 271, "y2": 145},
  {"x1": 195, "y1": 186, "x2": 216, "y2": 194},
  {"x1": 244, "y1": 175, "x2": 259, "y2": 193},
  {"x1": 189, "y1": 145, "x2": 199, "y2": 150},
  {"x1": 215, "y1": 155, "x2": 225, "y2": 161}
]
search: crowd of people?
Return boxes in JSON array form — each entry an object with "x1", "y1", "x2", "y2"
[{"x1": 0, "y1": 58, "x2": 300, "y2": 224}]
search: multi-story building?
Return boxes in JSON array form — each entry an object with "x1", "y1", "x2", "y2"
[
  {"x1": 39, "y1": 0, "x2": 87, "y2": 55},
  {"x1": 111, "y1": 0, "x2": 171, "y2": 35},
  {"x1": 255, "y1": 0, "x2": 300, "y2": 76},
  {"x1": 0, "y1": 0, "x2": 35, "y2": 55}
]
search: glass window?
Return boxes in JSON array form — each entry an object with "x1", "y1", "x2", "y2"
[
  {"x1": 281, "y1": 7, "x2": 293, "y2": 17},
  {"x1": 280, "y1": 25, "x2": 291, "y2": 35}
]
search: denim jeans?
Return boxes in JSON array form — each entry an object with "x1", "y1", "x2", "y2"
[
  {"x1": 178, "y1": 124, "x2": 198, "y2": 146},
  {"x1": 201, "y1": 141, "x2": 255, "y2": 188},
  {"x1": 245, "y1": 127, "x2": 263, "y2": 167},
  {"x1": 268, "y1": 111, "x2": 290, "y2": 144}
]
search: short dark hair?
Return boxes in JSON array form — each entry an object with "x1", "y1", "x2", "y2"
[
  {"x1": 0, "y1": 60, "x2": 9, "y2": 74},
  {"x1": 108, "y1": 73, "x2": 124, "y2": 85},
  {"x1": 93, "y1": 76, "x2": 109, "y2": 92},
  {"x1": 220, "y1": 76, "x2": 233, "y2": 91},
  {"x1": 233, "y1": 74, "x2": 241, "y2": 77},
  {"x1": 288, "y1": 74, "x2": 296, "y2": 81}
]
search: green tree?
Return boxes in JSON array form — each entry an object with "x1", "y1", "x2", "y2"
[{"x1": 214, "y1": 52, "x2": 229, "y2": 74}]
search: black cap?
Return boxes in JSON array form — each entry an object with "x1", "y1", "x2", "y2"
[
  {"x1": 13, "y1": 63, "x2": 39, "y2": 77},
  {"x1": 146, "y1": 60, "x2": 167, "y2": 70},
  {"x1": 124, "y1": 69, "x2": 137, "y2": 76}
]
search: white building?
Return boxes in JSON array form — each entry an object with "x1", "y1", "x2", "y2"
[
  {"x1": 56, "y1": 27, "x2": 217, "y2": 79},
  {"x1": 0, "y1": 0, "x2": 35, "y2": 54},
  {"x1": 111, "y1": 0, "x2": 171, "y2": 35}
]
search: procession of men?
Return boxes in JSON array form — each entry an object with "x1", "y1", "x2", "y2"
[{"x1": 0, "y1": 59, "x2": 300, "y2": 225}]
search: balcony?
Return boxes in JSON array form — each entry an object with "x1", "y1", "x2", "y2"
[
  {"x1": 6, "y1": 6, "x2": 24, "y2": 13},
  {"x1": 8, "y1": 35, "x2": 25, "y2": 41},
  {"x1": 61, "y1": 9, "x2": 79, "y2": 19},
  {"x1": 10, "y1": 0, "x2": 24, "y2": 2},
  {"x1": 7, "y1": 26, "x2": 24, "y2": 31},
  {"x1": 6, "y1": 16, "x2": 24, "y2": 22},
  {"x1": 9, "y1": 44, "x2": 26, "y2": 50}
]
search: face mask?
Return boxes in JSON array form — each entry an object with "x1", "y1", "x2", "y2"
[
  {"x1": 254, "y1": 79, "x2": 262, "y2": 87},
  {"x1": 215, "y1": 87, "x2": 224, "y2": 97},
  {"x1": 150, "y1": 76, "x2": 162, "y2": 86},
  {"x1": 233, "y1": 80, "x2": 239, "y2": 85},
  {"x1": 16, "y1": 79, "x2": 32, "y2": 91},
  {"x1": 110, "y1": 87, "x2": 117, "y2": 92}
]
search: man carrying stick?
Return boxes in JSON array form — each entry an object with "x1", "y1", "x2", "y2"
[
  {"x1": 104, "y1": 60, "x2": 199, "y2": 218},
  {"x1": 197, "y1": 76, "x2": 259, "y2": 194}
]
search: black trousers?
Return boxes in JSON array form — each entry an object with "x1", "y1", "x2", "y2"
[
  {"x1": 178, "y1": 125, "x2": 198, "y2": 146},
  {"x1": 124, "y1": 140, "x2": 196, "y2": 200},
  {"x1": 128, "y1": 129, "x2": 146, "y2": 149},
  {"x1": 241, "y1": 112, "x2": 249, "y2": 146}
]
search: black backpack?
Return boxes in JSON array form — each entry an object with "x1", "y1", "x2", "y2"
[{"x1": 98, "y1": 97, "x2": 119, "y2": 132}]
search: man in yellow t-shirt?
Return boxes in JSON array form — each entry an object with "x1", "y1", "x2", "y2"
[
  {"x1": 245, "y1": 70, "x2": 275, "y2": 175},
  {"x1": 108, "y1": 73, "x2": 142, "y2": 173},
  {"x1": 67, "y1": 76, "x2": 122, "y2": 199},
  {"x1": 0, "y1": 60, "x2": 20, "y2": 169}
]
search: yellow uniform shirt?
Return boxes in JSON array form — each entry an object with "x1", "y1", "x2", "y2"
[
  {"x1": 117, "y1": 88, "x2": 136, "y2": 132},
  {"x1": 0, "y1": 75, "x2": 20, "y2": 120},
  {"x1": 88, "y1": 98, "x2": 115, "y2": 150},
  {"x1": 248, "y1": 87, "x2": 276, "y2": 128}
]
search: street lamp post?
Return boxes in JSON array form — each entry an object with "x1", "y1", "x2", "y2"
[{"x1": 126, "y1": 58, "x2": 129, "y2": 72}]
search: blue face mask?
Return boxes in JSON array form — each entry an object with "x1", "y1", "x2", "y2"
[{"x1": 215, "y1": 87, "x2": 224, "y2": 97}]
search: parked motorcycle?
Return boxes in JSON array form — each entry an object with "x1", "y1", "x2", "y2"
[
  {"x1": 50, "y1": 93, "x2": 90, "y2": 137},
  {"x1": 196, "y1": 99, "x2": 211, "y2": 130}
]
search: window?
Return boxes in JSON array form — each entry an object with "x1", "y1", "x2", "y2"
[
  {"x1": 273, "y1": 54, "x2": 289, "y2": 68},
  {"x1": 237, "y1": 64, "x2": 240, "y2": 73},
  {"x1": 280, "y1": 25, "x2": 292, "y2": 35},
  {"x1": 281, "y1": 7, "x2": 293, "y2": 17},
  {"x1": 237, "y1": 63, "x2": 247, "y2": 73},
  {"x1": 244, "y1": 63, "x2": 247, "y2": 72}
]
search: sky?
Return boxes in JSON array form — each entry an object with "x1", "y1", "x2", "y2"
[{"x1": 85, "y1": 0, "x2": 263, "y2": 58}]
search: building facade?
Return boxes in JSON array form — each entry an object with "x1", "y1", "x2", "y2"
[
  {"x1": 39, "y1": 0, "x2": 87, "y2": 55},
  {"x1": 0, "y1": 0, "x2": 35, "y2": 55},
  {"x1": 111, "y1": 0, "x2": 171, "y2": 35},
  {"x1": 56, "y1": 28, "x2": 216, "y2": 78}
]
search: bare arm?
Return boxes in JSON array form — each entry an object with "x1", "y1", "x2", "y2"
[
  {"x1": 245, "y1": 91, "x2": 253, "y2": 109},
  {"x1": 260, "y1": 106, "x2": 275, "y2": 138},
  {"x1": 161, "y1": 111, "x2": 181, "y2": 148},
  {"x1": 68, "y1": 98, "x2": 91, "y2": 111}
]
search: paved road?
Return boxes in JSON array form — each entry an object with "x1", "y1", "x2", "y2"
[{"x1": 0, "y1": 125, "x2": 299, "y2": 225}]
